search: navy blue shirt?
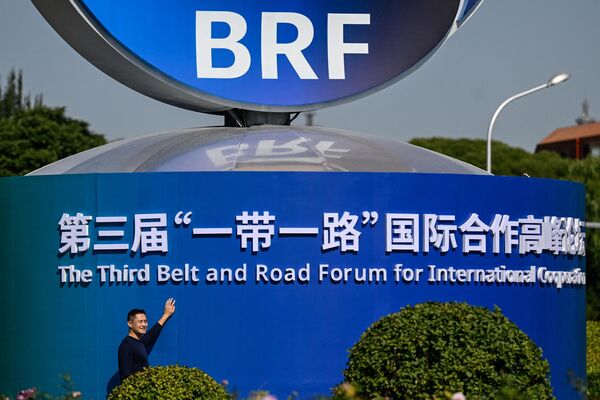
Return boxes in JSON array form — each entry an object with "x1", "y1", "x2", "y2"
[{"x1": 118, "y1": 323, "x2": 163, "y2": 380}]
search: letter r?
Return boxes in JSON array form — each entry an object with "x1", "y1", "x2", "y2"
[{"x1": 261, "y1": 12, "x2": 318, "y2": 80}]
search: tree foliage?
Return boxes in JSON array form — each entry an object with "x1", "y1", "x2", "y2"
[
  {"x1": 588, "y1": 321, "x2": 600, "y2": 398},
  {"x1": 410, "y1": 137, "x2": 600, "y2": 319},
  {"x1": 0, "y1": 70, "x2": 106, "y2": 176},
  {"x1": 409, "y1": 137, "x2": 571, "y2": 178},
  {"x1": 343, "y1": 302, "x2": 554, "y2": 400},
  {"x1": 108, "y1": 365, "x2": 230, "y2": 400},
  {"x1": 568, "y1": 158, "x2": 600, "y2": 319}
]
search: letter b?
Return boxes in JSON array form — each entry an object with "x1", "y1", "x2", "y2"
[{"x1": 196, "y1": 11, "x2": 251, "y2": 79}]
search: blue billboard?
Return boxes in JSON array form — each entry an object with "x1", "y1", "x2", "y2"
[{"x1": 0, "y1": 172, "x2": 586, "y2": 399}]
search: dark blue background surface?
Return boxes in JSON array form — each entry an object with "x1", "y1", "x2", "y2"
[{"x1": 0, "y1": 172, "x2": 586, "y2": 399}]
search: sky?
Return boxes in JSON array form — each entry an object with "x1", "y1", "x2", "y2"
[{"x1": 1, "y1": 0, "x2": 600, "y2": 152}]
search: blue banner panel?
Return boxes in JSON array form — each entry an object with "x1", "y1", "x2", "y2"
[{"x1": 0, "y1": 172, "x2": 586, "y2": 399}]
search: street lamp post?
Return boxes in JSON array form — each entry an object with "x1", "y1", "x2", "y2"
[{"x1": 486, "y1": 73, "x2": 570, "y2": 174}]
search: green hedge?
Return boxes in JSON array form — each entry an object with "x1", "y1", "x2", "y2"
[
  {"x1": 108, "y1": 365, "x2": 229, "y2": 400},
  {"x1": 589, "y1": 321, "x2": 600, "y2": 397},
  {"x1": 343, "y1": 302, "x2": 554, "y2": 400}
]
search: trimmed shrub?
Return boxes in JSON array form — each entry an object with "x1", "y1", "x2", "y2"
[
  {"x1": 588, "y1": 321, "x2": 600, "y2": 397},
  {"x1": 343, "y1": 302, "x2": 554, "y2": 400},
  {"x1": 108, "y1": 365, "x2": 229, "y2": 400}
]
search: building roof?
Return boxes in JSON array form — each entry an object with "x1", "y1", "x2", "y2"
[{"x1": 539, "y1": 122, "x2": 600, "y2": 145}]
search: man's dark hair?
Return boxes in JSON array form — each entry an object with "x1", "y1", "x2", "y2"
[{"x1": 127, "y1": 308, "x2": 146, "y2": 322}]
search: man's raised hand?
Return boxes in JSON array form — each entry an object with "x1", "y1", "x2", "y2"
[
  {"x1": 164, "y1": 298, "x2": 176, "y2": 317},
  {"x1": 158, "y1": 298, "x2": 176, "y2": 326}
]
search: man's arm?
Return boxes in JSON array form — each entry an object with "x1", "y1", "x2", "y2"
[{"x1": 141, "y1": 298, "x2": 176, "y2": 353}]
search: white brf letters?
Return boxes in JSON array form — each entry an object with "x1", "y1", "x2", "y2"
[
  {"x1": 196, "y1": 11, "x2": 251, "y2": 79},
  {"x1": 262, "y1": 12, "x2": 318, "y2": 80},
  {"x1": 196, "y1": 11, "x2": 370, "y2": 80},
  {"x1": 328, "y1": 13, "x2": 370, "y2": 79}
]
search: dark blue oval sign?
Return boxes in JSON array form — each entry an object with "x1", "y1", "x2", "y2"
[{"x1": 33, "y1": 0, "x2": 479, "y2": 112}]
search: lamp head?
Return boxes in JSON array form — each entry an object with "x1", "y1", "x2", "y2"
[{"x1": 547, "y1": 73, "x2": 570, "y2": 87}]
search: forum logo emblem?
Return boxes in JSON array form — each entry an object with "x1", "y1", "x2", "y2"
[{"x1": 33, "y1": 0, "x2": 483, "y2": 113}]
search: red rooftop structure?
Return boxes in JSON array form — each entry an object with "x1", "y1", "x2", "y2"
[{"x1": 536, "y1": 100, "x2": 600, "y2": 159}]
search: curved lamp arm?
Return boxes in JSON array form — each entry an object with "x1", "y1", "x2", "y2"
[{"x1": 486, "y1": 73, "x2": 570, "y2": 174}]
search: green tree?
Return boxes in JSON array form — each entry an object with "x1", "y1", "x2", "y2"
[
  {"x1": 568, "y1": 157, "x2": 600, "y2": 319},
  {"x1": 587, "y1": 321, "x2": 600, "y2": 398},
  {"x1": 0, "y1": 70, "x2": 106, "y2": 176},
  {"x1": 409, "y1": 137, "x2": 571, "y2": 178},
  {"x1": 410, "y1": 137, "x2": 600, "y2": 319}
]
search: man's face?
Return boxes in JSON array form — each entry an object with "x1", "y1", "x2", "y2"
[{"x1": 128, "y1": 313, "x2": 148, "y2": 336}]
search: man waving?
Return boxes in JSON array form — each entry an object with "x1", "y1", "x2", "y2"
[{"x1": 118, "y1": 298, "x2": 176, "y2": 380}]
